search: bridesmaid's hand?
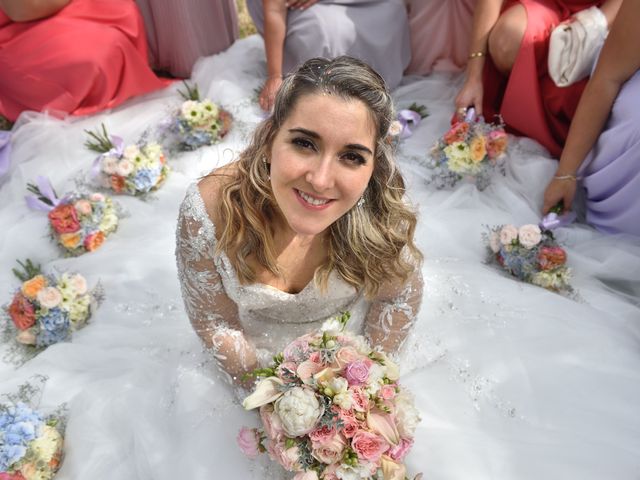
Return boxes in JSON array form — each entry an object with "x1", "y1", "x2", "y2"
[
  {"x1": 454, "y1": 77, "x2": 484, "y2": 121},
  {"x1": 542, "y1": 177, "x2": 577, "y2": 214},
  {"x1": 286, "y1": 0, "x2": 319, "y2": 9},
  {"x1": 259, "y1": 76, "x2": 283, "y2": 112}
]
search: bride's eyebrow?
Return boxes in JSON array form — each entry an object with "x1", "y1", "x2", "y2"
[{"x1": 288, "y1": 128, "x2": 373, "y2": 155}]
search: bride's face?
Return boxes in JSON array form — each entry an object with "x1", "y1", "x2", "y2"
[{"x1": 268, "y1": 92, "x2": 376, "y2": 238}]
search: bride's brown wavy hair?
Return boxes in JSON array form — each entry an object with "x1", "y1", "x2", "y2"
[{"x1": 215, "y1": 56, "x2": 422, "y2": 298}]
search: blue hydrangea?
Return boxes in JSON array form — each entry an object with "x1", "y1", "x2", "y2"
[
  {"x1": 0, "y1": 402, "x2": 43, "y2": 470},
  {"x1": 36, "y1": 307, "x2": 70, "y2": 347},
  {"x1": 133, "y1": 168, "x2": 158, "y2": 192},
  {"x1": 500, "y1": 246, "x2": 537, "y2": 280}
]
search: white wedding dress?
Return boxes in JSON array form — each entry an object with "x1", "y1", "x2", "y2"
[{"x1": 0, "y1": 35, "x2": 639, "y2": 480}]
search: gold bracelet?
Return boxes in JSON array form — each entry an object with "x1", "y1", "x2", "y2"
[
  {"x1": 553, "y1": 174, "x2": 580, "y2": 181},
  {"x1": 468, "y1": 51, "x2": 485, "y2": 59}
]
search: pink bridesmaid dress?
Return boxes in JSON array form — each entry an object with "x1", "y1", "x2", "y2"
[
  {"x1": 0, "y1": 0, "x2": 167, "y2": 123},
  {"x1": 135, "y1": 0, "x2": 238, "y2": 78},
  {"x1": 405, "y1": 0, "x2": 477, "y2": 76}
]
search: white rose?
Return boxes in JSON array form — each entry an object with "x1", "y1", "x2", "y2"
[
  {"x1": 499, "y1": 225, "x2": 518, "y2": 245},
  {"x1": 395, "y1": 390, "x2": 421, "y2": 439},
  {"x1": 489, "y1": 231, "x2": 501, "y2": 253},
  {"x1": 68, "y1": 274, "x2": 88, "y2": 295},
  {"x1": 333, "y1": 391, "x2": 353, "y2": 410},
  {"x1": 37, "y1": 287, "x2": 62, "y2": 309},
  {"x1": 123, "y1": 144, "x2": 140, "y2": 160},
  {"x1": 388, "y1": 120, "x2": 403, "y2": 137},
  {"x1": 116, "y1": 159, "x2": 135, "y2": 177},
  {"x1": 518, "y1": 224, "x2": 542, "y2": 249},
  {"x1": 101, "y1": 156, "x2": 118, "y2": 174},
  {"x1": 274, "y1": 387, "x2": 323, "y2": 437}
]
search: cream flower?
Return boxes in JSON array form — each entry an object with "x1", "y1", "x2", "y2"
[
  {"x1": 243, "y1": 377, "x2": 285, "y2": 410},
  {"x1": 123, "y1": 144, "x2": 141, "y2": 160},
  {"x1": 518, "y1": 224, "x2": 542, "y2": 249},
  {"x1": 68, "y1": 274, "x2": 88, "y2": 295},
  {"x1": 499, "y1": 225, "x2": 518, "y2": 245},
  {"x1": 37, "y1": 287, "x2": 62, "y2": 309},
  {"x1": 395, "y1": 390, "x2": 421, "y2": 439},
  {"x1": 116, "y1": 159, "x2": 135, "y2": 177},
  {"x1": 274, "y1": 387, "x2": 323, "y2": 437}
]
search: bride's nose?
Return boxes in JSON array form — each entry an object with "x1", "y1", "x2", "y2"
[{"x1": 305, "y1": 157, "x2": 335, "y2": 192}]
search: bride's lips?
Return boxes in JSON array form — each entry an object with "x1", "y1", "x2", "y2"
[{"x1": 294, "y1": 189, "x2": 334, "y2": 210}]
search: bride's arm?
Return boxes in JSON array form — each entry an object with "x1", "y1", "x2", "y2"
[
  {"x1": 363, "y1": 260, "x2": 424, "y2": 355},
  {"x1": 176, "y1": 190, "x2": 257, "y2": 386}
]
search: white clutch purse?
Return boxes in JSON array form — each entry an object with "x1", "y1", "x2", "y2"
[{"x1": 548, "y1": 6, "x2": 608, "y2": 87}]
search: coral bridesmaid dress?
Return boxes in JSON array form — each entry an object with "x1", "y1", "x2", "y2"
[
  {"x1": 0, "y1": 0, "x2": 166, "y2": 122},
  {"x1": 483, "y1": 0, "x2": 602, "y2": 157}
]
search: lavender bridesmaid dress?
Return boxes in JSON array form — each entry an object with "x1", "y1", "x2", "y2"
[
  {"x1": 246, "y1": 0, "x2": 410, "y2": 90},
  {"x1": 578, "y1": 69, "x2": 640, "y2": 236},
  {"x1": 135, "y1": 0, "x2": 238, "y2": 78},
  {"x1": 405, "y1": 0, "x2": 477, "y2": 76}
]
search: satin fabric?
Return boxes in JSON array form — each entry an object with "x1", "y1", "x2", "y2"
[
  {"x1": 405, "y1": 0, "x2": 477, "y2": 76},
  {"x1": 0, "y1": 0, "x2": 166, "y2": 122},
  {"x1": 134, "y1": 0, "x2": 238, "y2": 78},
  {"x1": 482, "y1": 0, "x2": 601, "y2": 157}
]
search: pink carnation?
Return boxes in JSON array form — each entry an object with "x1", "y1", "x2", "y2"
[
  {"x1": 283, "y1": 338, "x2": 311, "y2": 363},
  {"x1": 309, "y1": 424, "x2": 335, "y2": 444},
  {"x1": 351, "y1": 430, "x2": 389, "y2": 464}
]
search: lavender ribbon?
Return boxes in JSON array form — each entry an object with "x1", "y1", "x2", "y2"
[
  {"x1": 0, "y1": 131, "x2": 11, "y2": 178},
  {"x1": 539, "y1": 211, "x2": 577, "y2": 230},
  {"x1": 464, "y1": 107, "x2": 477, "y2": 123},
  {"x1": 25, "y1": 176, "x2": 69, "y2": 212},
  {"x1": 397, "y1": 109, "x2": 422, "y2": 139},
  {"x1": 91, "y1": 135, "x2": 124, "y2": 177}
]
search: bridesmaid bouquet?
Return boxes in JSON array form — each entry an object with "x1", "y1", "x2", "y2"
[
  {"x1": 485, "y1": 222, "x2": 572, "y2": 293},
  {"x1": 427, "y1": 108, "x2": 507, "y2": 190},
  {"x1": 26, "y1": 177, "x2": 119, "y2": 256},
  {"x1": 164, "y1": 82, "x2": 232, "y2": 151},
  {"x1": 85, "y1": 124, "x2": 169, "y2": 196},
  {"x1": 238, "y1": 313, "x2": 422, "y2": 480},
  {"x1": 0, "y1": 379, "x2": 66, "y2": 480},
  {"x1": 386, "y1": 103, "x2": 428, "y2": 150},
  {"x1": 4, "y1": 259, "x2": 99, "y2": 350}
]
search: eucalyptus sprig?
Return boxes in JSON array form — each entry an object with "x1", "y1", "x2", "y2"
[
  {"x1": 178, "y1": 81, "x2": 201, "y2": 102},
  {"x1": 84, "y1": 123, "x2": 115, "y2": 153},
  {"x1": 408, "y1": 102, "x2": 429, "y2": 119}
]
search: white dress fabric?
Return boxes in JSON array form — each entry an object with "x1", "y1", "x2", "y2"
[{"x1": 0, "y1": 35, "x2": 639, "y2": 480}]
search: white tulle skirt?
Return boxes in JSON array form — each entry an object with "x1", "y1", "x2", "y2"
[{"x1": 0, "y1": 36, "x2": 639, "y2": 480}]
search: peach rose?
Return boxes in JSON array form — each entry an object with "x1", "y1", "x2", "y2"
[
  {"x1": 9, "y1": 293, "x2": 35, "y2": 330},
  {"x1": 60, "y1": 231, "x2": 82, "y2": 249},
  {"x1": 84, "y1": 231, "x2": 105, "y2": 252},
  {"x1": 110, "y1": 175, "x2": 125, "y2": 193},
  {"x1": 21, "y1": 275, "x2": 47, "y2": 299},
  {"x1": 443, "y1": 122, "x2": 470, "y2": 145},
  {"x1": 48, "y1": 204, "x2": 81, "y2": 234},
  {"x1": 37, "y1": 286, "x2": 62, "y2": 309},
  {"x1": 311, "y1": 432, "x2": 346, "y2": 465},
  {"x1": 335, "y1": 346, "x2": 361, "y2": 369},
  {"x1": 74, "y1": 199, "x2": 93, "y2": 216},
  {"x1": 351, "y1": 430, "x2": 389, "y2": 464},
  {"x1": 68, "y1": 274, "x2": 88, "y2": 295},
  {"x1": 487, "y1": 129, "x2": 508, "y2": 158},
  {"x1": 469, "y1": 136, "x2": 487, "y2": 163}
]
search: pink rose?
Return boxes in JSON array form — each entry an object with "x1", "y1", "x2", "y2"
[
  {"x1": 311, "y1": 433, "x2": 346, "y2": 465},
  {"x1": 518, "y1": 224, "x2": 542, "y2": 249},
  {"x1": 379, "y1": 385, "x2": 396, "y2": 401},
  {"x1": 236, "y1": 427, "x2": 261, "y2": 459},
  {"x1": 350, "y1": 387, "x2": 371, "y2": 413},
  {"x1": 74, "y1": 199, "x2": 93, "y2": 216},
  {"x1": 388, "y1": 438, "x2": 414, "y2": 462},
  {"x1": 499, "y1": 225, "x2": 518, "y2": 245},
  {"x1": 260, "y1": 404, "x2": 284, "y2": 440},
  {"x1": 89, "y1": 193, "x2": 105, "y2": 202},
  {"x1": 309, "y1": 351, "x2": 322, "y2": 364},
  {"x1": 293, "y1": 471, "x2": 319, "y2": 480},
  {"x1": 297, "y1": 360, "x2": 323, "y2": 382},
  {"x1": 335, "y1": 346, "x2": 361, "y2": 369},
  {"x1": 321, "y1": 463, "x2": 339, "y2": 480},
  {"x1": 351, "y1": 430, "x2": 389, "y2": 464},
  {"x1": 267, "y1": 440, "x2": 300, "y2": 472},
  {"x1": 283, "y1": 339, "x2": 311, "y2": 363},
  {"x1": 345, "y1": 359, "x2": 372, "y2": 386},
  {"x1": 309, "y1": 424, "x2": 335, "y2": 444},
  {"x1": 340, "y1": 415, "x2": 361, "y2": 439}
]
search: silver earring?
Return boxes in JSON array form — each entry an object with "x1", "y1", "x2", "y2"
[{"x1": 356, "y1": 196, "x2": 365, "y2": 208}]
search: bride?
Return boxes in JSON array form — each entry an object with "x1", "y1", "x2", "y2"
[{"x1": 176, "y1": 56, "x2": 423, "y2": 389}]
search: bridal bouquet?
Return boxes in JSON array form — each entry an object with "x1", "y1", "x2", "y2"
[
  {"x1": 485, "y1": 223, "x2": 572, "y2": 293},
  {"x1": 0, "y1": 379, "x2": 66, "y2": 480},
  {"x1": 238, "y1": 313, "x2": 421, "y2": 480},
  {"x1": 85, "y1": 124, "x2": 169, "y2": 196},
  {"x1": 427, "y1": 109, "x2": 507, "y2": 190},
  {"x1": 26, "y1": 177, "x2": 119, "y2": 256},
  {"x1": 164, "y1": 82, "x2": 232, "y2": 151},
  {"x1": 5, "y1": 259, "x2": 98, "y2": 350}
]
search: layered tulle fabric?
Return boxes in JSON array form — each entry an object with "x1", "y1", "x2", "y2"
[
  {"x1": 134, "y1": 0, "x2": 238, "y2": 78},
  {"x1": 0, "y1": 36, "x2": 639, "y2": 479},
  {"x1": 0, "y1": 0, "x2": 167, "y2": 122},
  {"x1": 247, "y1": 0, "x2": 410, "y2": 89},
  {"x1": 483, "y1": 0, "x2": 601, "y2": 157},
  {"x1": 405, "y1": 0, "x2": 477, "y2": 76}
]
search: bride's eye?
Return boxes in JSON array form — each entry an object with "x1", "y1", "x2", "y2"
[
  {"x1": 341, "y1": 151, "x2": 366, "y2": 166},
  {"x1": 292, "y1": 137, "x2": 316, "y2": 151}
]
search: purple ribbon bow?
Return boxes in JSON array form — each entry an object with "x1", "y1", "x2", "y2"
[
  {"x1": 91, "y1": 135, "x2": 124, "y2": 177},
  {"x1": 25, "y1": 176, "x2": 70, "y2": 212},
  {"x1": 464, "y1": 107, "x2": 477, "y2": 123},
  {"x1": 397, "y1": 109, "x2": 423, "y2": 139},
  {"x1": 539, "y1": 211, "x2": 576, "y2": 230},
  {"x1": 0, "y1": 131, "x2": 11, "y2": 179}
]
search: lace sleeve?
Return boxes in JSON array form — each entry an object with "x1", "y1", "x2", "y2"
[
  {"x1": 175, "y1": 186, "x2": 257, "y2": 385},
  {"x1": 364, "y1": 257, "x2": 424, "y2": 355}
]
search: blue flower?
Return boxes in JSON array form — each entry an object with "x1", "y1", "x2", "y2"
[
  {"x1": 0, "y1": 402, "x2": 43, "y2": 469},
  {"x1": 133, "y1": 168, "x2": 158, "y2": 192},
  {"x1": 0, "y1": 443, "x2": 27, "y2": 470},
  {"x1": 36, "y1": 307, "x2": 70, "y2": 346}
]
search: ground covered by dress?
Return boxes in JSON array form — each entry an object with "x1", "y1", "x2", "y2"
[{"x1": 0, "y1": 35, "x2": 638, "y2": 480}]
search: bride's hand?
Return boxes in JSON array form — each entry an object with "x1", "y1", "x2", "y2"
[
  {"x1": 259, "y1": 76, "x2": 283, "y2": 112},
  {"x1": 211, "y1": 330, "x2": 258, "y2": 385}
]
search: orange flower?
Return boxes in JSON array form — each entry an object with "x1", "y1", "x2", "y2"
[
  {"x1": 537, "y1": 246, "x2": 567, "y2": 270},
  {"x1": 21, "y1": 274, "x2": 47, "y2": 299},
  {"x1": 487, "y1": 129, "x2": 508, "y2": 159},
  {"x1": 48, "y1": 204, "x2": 80, "y2": 234},
  {"x1": 60, "y1": 231, "x2": 82, "y2": 249},
  {"x1": 443, "y1": 122, "x2": 469, "y2": 145},
  {"x1": 469, "y1": 136, "x2": 487, "y2": 163},
  {"x1": 159, "y1": 154, "x2": 166, "y2": 165},
  {"x1": 84, "y1": 231, "x2": 105, "y2": 252},
  {"x1": 110, "y1": 175, "x2": 125, "y2": 193},
  {"x1": 8, "y1": 292, "x2": 36, "y2": 330}
]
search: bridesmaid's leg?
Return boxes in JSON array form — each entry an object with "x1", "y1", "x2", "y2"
[{"x1": 488, "y1": 3, "x2": 527, "y2": 75}]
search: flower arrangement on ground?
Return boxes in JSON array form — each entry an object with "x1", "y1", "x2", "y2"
[
  {"x1": 85, "y1": 124, "x2": 169, "y2": 196},
  {"x1": 387, "y1": 103, "x2": 428, "y2": 150},
  {"x1": 237, "y1": 313, "x2": 422, "y2": 480},
  {"x1": 164, "y1": 82, "x2": 232, "y2": 151},
  {"x1": 427, "y1": 108, "x2": 508, "y2": 190},
  {"x1": 26, "y1": 177, "x2": 119, "y2": 256},
  {"x1": 4, "y1": 259, "x2": 99, "y2": 350},
  {"x1": 485, "y1": 221, "x2": 572, "y2": 293}
]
